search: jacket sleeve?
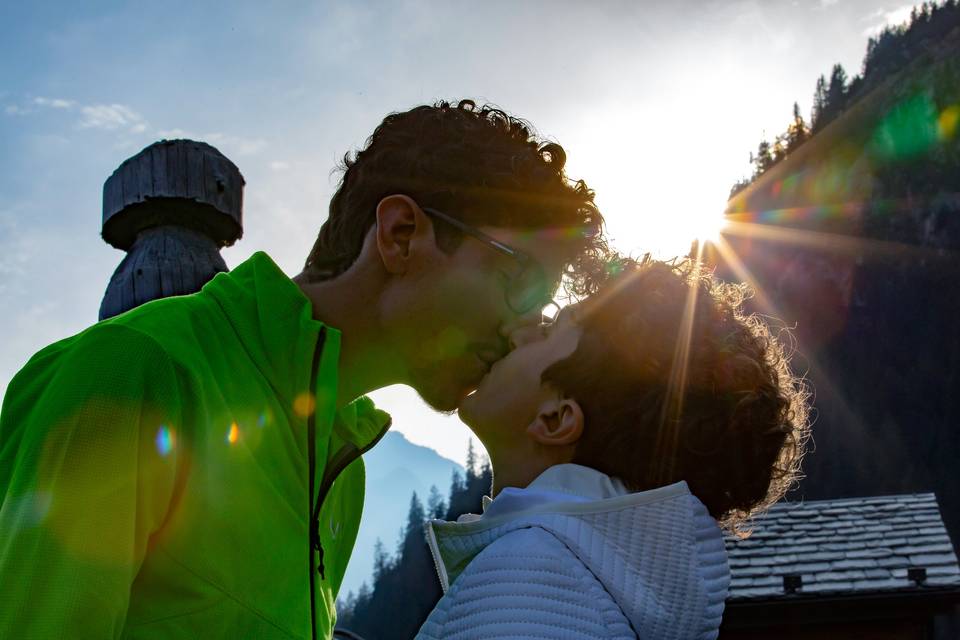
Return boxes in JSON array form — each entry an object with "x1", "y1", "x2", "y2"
[
  {"x1": 415, "y1": 527, "x2": 637, "y2": 640},
  {"x1": 0, "y1": 323, "x2": 183, "y2": 639}
]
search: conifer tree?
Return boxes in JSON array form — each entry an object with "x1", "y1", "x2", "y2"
[
  {"x1": 787, "y1": 101, "x2": 809, "y2": 151},
  {"x1": 449, "y1": 468, "x2": 463, "y2": 495},
  {"x1": 773, "y1": 135, "x2": 787, "y2": 164},
  {"x1": 465, "y1": 439, "x2": 478, "y2": 482},
  {"x1": 427, "y1": 484, "x2": 446, "y2": 519},
  {"x1": 400, "y1": 493, "x2": 426, "y2": 560},
  {"x1": 372, "y1": 539, "x2": 389, "y2": 582},
  {"x1": 754, "y1": 139, "x2": 774, "y2": 177},
  {"x1": 811, "y1": 74, "x2": 827, "y2": 131},
  {"x1": 823, "y1": 63, "x2": 849, "y2": 125}
]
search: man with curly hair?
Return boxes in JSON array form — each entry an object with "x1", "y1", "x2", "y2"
[
  {"x1": 417, "y1": 257, "x2": 810, "y2": 640},
  {"x1": 0, "y1": 101, "x2": 606, "y2": 639}
]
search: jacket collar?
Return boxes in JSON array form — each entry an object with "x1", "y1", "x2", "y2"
[
  {"x1": 202, "y1": 251, "x2": 389, "y2": 449},
  {"x1": 460, "y1": 464, "x2": 631, "y2": 524},
  {"x1": 427, "y1": 469, "x2": 729, "y2": 640},
  {"x1": 203, "y1": 251, "x2": 323, "y2": 405}
]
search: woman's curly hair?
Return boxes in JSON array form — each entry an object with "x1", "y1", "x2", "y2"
[
  {"x1": 542, "y1": 255, "x2": 811, "y2": 534},
  {"x1": 303, "y1": 99, "x2": 608, "y2": 294}
]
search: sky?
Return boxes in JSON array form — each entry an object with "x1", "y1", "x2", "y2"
[{"x1": 0, "y1": 0, "x2": 916, "y2": 465}]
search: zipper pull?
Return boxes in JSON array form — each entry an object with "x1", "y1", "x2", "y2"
[
  {"x1": 316, "y1": 542, "x2": 326, "y2": 580},
  {"x1": 312, "y1": 526, "x2": 326, "y2": 580}
]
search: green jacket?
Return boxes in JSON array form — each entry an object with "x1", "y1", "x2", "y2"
[{"x1": 0, "y1": 251, "x2": 391, "y2": 639}]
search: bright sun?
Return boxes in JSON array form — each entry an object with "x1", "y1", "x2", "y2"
[
  {"x1": 563, "y1": 109, "x2": 735, "y2": 262},
  {"x1": 597, "y1": 190, "x2": 729, "y2": 261}
]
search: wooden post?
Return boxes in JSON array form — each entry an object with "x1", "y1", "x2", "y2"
[{"x1": 99, "y1": 139, "x2": 245, "y2": 320}]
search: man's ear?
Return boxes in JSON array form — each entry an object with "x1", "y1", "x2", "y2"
[
  {"x1": 526, "y1": 396, "x2": 584, "y2": 447},
  {"x1": 374, "y1": 194, "x2": 435, "y2": 275}
]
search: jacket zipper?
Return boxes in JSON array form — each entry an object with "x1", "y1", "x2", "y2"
[
  {"x1": 307, "y1": 329, "x2": 325, "y2": 640},
  {"x1": 307, "y1": 328, "x2": 392, "y2": 640},
  {"x1": 424, "y1": 520, "x2": 451, "y2": 593}
]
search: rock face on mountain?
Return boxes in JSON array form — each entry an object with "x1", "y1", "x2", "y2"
[{"x1": 710, "y1": 22, "x2": 960, "y2": 548}]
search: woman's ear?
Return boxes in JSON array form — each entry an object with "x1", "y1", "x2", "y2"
[
  {"x1": 526, "y1": 396, "x2": 584, "y2": 447},
  {"x1": 375, "y1": 194, "x2": 435, "y2": 275}
]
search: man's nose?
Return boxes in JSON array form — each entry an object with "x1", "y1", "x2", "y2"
[{"x1": 501, "y1": 311, "x2": 544, "y2": 350}]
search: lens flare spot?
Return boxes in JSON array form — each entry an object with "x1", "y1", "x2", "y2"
[
  {"x1": 604, "y1": 257, "x2": 629, "y2": 277},
  {"x1": 436, "y1": 326, "x2": 468, "y2": 359},
  {"x1": 938, "y1": 105, "x2": 959, "y2": 141},
  {"x1": 258, "y1": 409, "x2": 272, "y2": 427},
  {"x1": 226, "y1": 422, "x2": 240, "y2": 444},
  {"x1": 871, "y1": 94, "x2": 939, "y2": 160},
  {"x1": 5, "y1": 491, "x2": 52, "y2": 526},
  {"x1": 155, "y1": 425, "x2": 176, "y2": 456},
  {"x1": 294, "y1": 392, "x2": 316, "y2": 417}
]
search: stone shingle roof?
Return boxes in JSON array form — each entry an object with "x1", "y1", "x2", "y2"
[{"x1": 725, "y1": 492, "x2": 960, "y2": 600}]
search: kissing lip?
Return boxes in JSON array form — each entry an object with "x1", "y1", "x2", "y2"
[{"x1": 475, "y1": 346, "x2": 506, "y2": 368}]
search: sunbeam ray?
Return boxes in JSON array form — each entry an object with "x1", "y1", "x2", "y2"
[
  {"x1": 655, "y1": 248, "x2": 703, "y2": 484},
  {"x1": 723, "y1": 216, "x2": 959, "y2": 263},
  {"x1": 711, "y1": 234, "x2": 874, "y2": 488}
]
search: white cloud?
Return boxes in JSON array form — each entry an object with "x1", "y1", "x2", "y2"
[
  {"x1": 79, "y1": 103, "x2": 148, "y2": 134},
  {"x1": 862, "y1": 5, "x2": 915, "y2": 36},
  {"x1": 269, "y1": 160, "x2": 290, "y2": 171},
  {"x1": 819, "y1": 0, "x2": 840, "y2": 7},
  {"x1": 155, "y1": 129, "x2": 266, "y2": 156},
  {"x1": 34, "y1": 97, "x2": 75, "y2": 109},
  {"x1": 204, "y1": 132, "x2": 267, "y2": 156},
  {"x1": 4, "y1": 105, "x2": 29, "y2": 116}
]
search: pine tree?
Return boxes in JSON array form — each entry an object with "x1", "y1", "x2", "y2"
[
  {"x1": 811, "y1": 74, "x2": 827, "y2": 131},
  {"x1": 773, "y1": 135, "x2": 787, "y2": 164},
  {"x1": 786, "y1": 101, "x2": 809, "y2": 151},
  {"x1": 400, "y1": 492, "x2": 426, "y2": 559},
  {"x1": 372, "y1": 538, "x2": 389, "y2": 582},
  {"x1": 356, "y1": 582, "x2": 371, "y2": 605},
  {"x1": 754, "y1": 139, "x2": 774, "y2": 177},
  {"x1": 465, "y1": 439, "x2": 478, "y2": 482},
  {"x1": 449, "y1": 468, "x2": 464, "y2": 496},
  {"x1": 427, "y1": 484, "x2": 446, "y2": 519},
  {"x1": 823, "y1": 63, "x2": 849, "y2": 125}
]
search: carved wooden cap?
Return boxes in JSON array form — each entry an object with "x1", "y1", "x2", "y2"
[{"x1": 102, "y1": 139, "x2": 245, "y2": 250}]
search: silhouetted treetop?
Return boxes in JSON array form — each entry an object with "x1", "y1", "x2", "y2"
[{"x1": 730, "y1": 0, "x2": 959, "y2": 196}]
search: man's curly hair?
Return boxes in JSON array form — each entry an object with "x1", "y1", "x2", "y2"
[
  {"x1": 303, "y1": 99, "x2": 608, "y2": 294},
  {"x1": 543, "y1": 256, "x2": 811, "y2": 533}
]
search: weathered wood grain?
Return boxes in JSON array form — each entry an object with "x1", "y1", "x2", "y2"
[
  {"x1": 100, "y1": 226, "x2": 228, "y2": 320},
  {"x1": 99, "y1": 139, "x2": 243, "y2": 320},
  {"x1": 101, "y1": 139, "x2": 244, "y2": 250}
]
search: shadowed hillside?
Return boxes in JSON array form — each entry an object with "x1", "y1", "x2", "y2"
[{"x1": 709, "y1": 8, "x2": 960, "y2": 548}]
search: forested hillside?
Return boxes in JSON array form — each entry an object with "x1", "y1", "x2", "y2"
[
  {"x1": 730, "y1": 0, "x2": 960, "y2": 197},
  {"x1": 712, "y1": 1, "x2": 960, "y2": 546}
]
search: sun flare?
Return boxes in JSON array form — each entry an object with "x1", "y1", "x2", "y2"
[{"x1": 599, "y1": 193, "x2": 730, "y2": 261}]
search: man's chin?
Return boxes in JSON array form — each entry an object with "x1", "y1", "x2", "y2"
[
  {"x1": 413, "y1": 385, "x2": 466, "y2": 414},
  {"x1": 456, "y1": 385, "x2": 489, "y2": 426},
  {"x1": 408, "y1": 365, "x2": 484, "y2": 414}
]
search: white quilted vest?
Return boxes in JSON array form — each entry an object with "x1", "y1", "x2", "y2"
[{"x1": 424, "y1": 464, "x2": 729, "y2": 639}]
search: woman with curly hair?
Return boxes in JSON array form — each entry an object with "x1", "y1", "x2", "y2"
[{"x1": 416, "y1": 256, "x2": 811, "y2": 640}]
